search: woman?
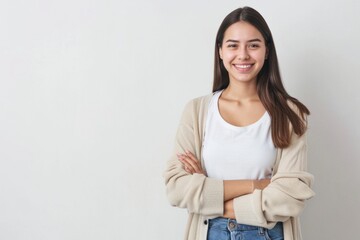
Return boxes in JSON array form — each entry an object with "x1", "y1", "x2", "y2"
[{"x1": 164, "y1": 6, "x2": 315, "y2": 240}]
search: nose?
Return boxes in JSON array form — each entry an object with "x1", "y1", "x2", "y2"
[{"x1": 237, "y1": 46, "x2": 250, "y2": 60}]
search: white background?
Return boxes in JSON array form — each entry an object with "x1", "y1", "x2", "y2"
[{"x1": 0, "y1": 0, "x2": 359, "y2": 239}]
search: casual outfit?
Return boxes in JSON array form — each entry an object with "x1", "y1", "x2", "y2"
[{"x1": 164, "y1": 92, "x2": 315, "y2": 240}]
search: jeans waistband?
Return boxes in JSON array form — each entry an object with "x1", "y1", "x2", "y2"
[{"x1": 208, "y1": 217, "x2": 282, "y2": 232}]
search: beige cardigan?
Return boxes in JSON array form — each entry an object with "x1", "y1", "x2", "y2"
[{"x1": 164, "y1": 93, "x2": 315, "y2": 240}]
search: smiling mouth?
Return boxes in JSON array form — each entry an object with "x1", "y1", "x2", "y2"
[{"x1": 233, "y1": 64, "x2": 254, "y2": 71}]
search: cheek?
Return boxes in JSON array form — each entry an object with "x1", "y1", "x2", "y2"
[
  {"x1": 254, "y1": 50, "x2": 267, "y2": 62},
  {"x1": 222, "y1": 51, "x2": 237, "y2": 62}
]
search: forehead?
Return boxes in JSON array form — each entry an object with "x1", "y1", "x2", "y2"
[{"x1": 223, "y1": 21, "x2": 264, "y2": 42}]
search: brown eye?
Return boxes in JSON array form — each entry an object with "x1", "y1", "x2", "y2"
[{"x1": 249, "y1": 44, "x2": 259, "y2": 49}]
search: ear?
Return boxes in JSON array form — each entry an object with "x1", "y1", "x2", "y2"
[{"x1": 219, "y1": 46, "x2": 223, "y2": 60}]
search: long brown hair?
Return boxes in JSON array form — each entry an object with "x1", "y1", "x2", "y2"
[{"x1": 213, "y1": 7, "x2": 309, "y2": 148}]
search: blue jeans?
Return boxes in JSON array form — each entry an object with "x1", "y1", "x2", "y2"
[{"x1": 207, "y1": 217, "x2": 283, "y2": 240}]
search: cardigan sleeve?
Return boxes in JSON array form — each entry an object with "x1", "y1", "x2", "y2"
[
  {"x1": 163, "y1": 99, "x2": 224, "y2": 216},
  {"x1": 233, "y1": 109, "x2": 315, "y2": 228}
]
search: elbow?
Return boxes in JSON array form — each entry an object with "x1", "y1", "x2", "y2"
[
  {"x1": 262, "y1": 183, "x2": 315, "y2": 221},
  {"x1": 284, "y1": 199, "x2": 306, "y2": 217},
  {"x1": 263, "y1": 199, "x2": 306, "y2": 222},
  {"x1": 165, "y1": 186, "x2": 180, "y2": 207},
  {"x1": 164, "y1": 179, "x2": 187, "y2": 208},
  {"x1": 163, "y1": 168, "x2": 182, "y2": 207}
]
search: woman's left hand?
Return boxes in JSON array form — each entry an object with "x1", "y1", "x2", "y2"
[
  {"x1": 223, "y1": 199, "x2": 236, "y2": 219},
  {"x1": 177, "y1": 151, "x2": 205, "y2": 175}
]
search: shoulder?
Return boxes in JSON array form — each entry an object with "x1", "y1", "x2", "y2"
[
  {"x1": 285, "y1": 99, "x2": 309, "y2": 138},
  {"x1": 179, "y1": 92, "x2": 214, "y2": 124},
  {"x1": 287, "y1": 99, "x2": 310, "y2": 121},
  {"x1": 183, "y1": 92, "x2": 214, "y2": 113}
]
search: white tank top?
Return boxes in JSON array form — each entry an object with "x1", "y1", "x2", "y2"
[{"x1": 202, "y1": 90, "x2": 276, "y2": 180}]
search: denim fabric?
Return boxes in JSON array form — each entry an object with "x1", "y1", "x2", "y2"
[{"x1": 207, "y1": 217, "x2": 283, "y2": 240}]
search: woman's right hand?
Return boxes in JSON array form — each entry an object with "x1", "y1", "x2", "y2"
[{"x1": 253, "y1": 179, "x2": 271, "y2": 190}]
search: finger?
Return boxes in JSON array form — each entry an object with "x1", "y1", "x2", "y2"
[
  {"x1": 177, "y1": 154, "x2": 196, "y2": 173},
  {"x1": 181, "y1": 154, "x2": 202, "y2": 173},
  {"x1": 184, "y1": 166, "x2": 194, "y2": 174},
  {"x1": 179, "y1": 158, "x2": 194, "y2": 174},
  {"x1": 178, "y1": 154, "x2": 199, "y2": 173},
  {"x1": 185, "y1": 151, "x2": 202, "y2": 169},
  {"x1": 185, "y1": 151, "x2": 204, "y2": 174}
]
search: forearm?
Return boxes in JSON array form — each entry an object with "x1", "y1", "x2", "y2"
[
  {"x1": 223, "y1": 178, "x2": 270, "y2": 201},
  {"x1": 223, "y1": 180, "x2": 253, "y2": 201}
]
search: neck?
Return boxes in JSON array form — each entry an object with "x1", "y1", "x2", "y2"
[{"x1": 222, "y1": 80, "x2": 259, "y2": 102}]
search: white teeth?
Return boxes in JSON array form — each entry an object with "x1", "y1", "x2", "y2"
[{"x1": 235, "y1": 64, "x2": 252, "y2": 69}]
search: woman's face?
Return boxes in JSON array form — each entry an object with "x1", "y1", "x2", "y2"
[{"x1": 219, "y1": 21, "x2": 267, "y2": 85}]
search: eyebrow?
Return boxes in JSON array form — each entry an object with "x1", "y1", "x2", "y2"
[{"x1": 225, "y1": 38, "x2": 262, "y2": 43}]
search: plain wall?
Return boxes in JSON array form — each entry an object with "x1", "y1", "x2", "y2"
[{"x1": 1, "y1": 0, "x2": 359, "y2": 239}]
